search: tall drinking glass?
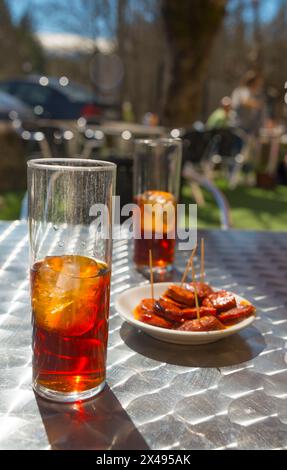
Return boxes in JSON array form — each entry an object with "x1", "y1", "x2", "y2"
[
  {"x1": 133, "y1": 138, "x2": 182, "y2": 273},
  {"x1": 28, "y1": 159, "x2": 116, "y2": 403}
]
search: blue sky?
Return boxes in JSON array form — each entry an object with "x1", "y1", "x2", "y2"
[
  {"x1": 7, "y1": 0, "x2": 284, "y2": 35},
  {"x1": 7, "y1": 0, "x2": 71, "y2": 33},
  {"x1": 7, "y1": 0, "x2": 113, "y2": 36}
]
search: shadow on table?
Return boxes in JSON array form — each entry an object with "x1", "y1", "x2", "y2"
[
  {"x1": 36, "y1": 385, "x2": 149, "y2": 450},
  {"x1": 120, "y1": 322, "x2": 266, "y2": 368}
]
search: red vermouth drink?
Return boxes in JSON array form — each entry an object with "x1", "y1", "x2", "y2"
[
  {"x1": 28, "y1": 158, "x2": 116, "y2": 403},
  {"x1": 133, "y1": 190, "x2": 176, "y2": 269},
  {"x1": 31, "y1": 255, "x2": 110, "y2": 396},
  {"x1": 133, "y1": 138, "x2": 182, "y2": 273}
]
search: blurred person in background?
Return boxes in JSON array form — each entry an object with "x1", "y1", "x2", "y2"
[
  {"x1": 206, "y1": 96, "x2": 233, "y2": 129},
  {"x1": 231, "y1": 70, "x2": 267, "y2": 136},
  {"x1": 122, "y1": 101, "x2": 135, "y2": 123},
  {"x1": 143, "y1": 112, "x2": 159, "y2": 127},
  {"x1": 231, "y1": 71, "x2": 269, "y2": 185}
]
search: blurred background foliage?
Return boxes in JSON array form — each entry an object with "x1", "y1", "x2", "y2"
[
  {"x1": 0, "y1": 0, "x2": 44, "y2": 77},
  {"x1": 1, "y1": 0, "x2": 286, "y2": 124},
  {"x1": 0, "y1": 0, "x2": 286, "y2": 230}
]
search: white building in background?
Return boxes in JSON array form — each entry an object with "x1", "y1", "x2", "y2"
[{"x1": 36, "y1": 32, "x2": 115, "y2": 57}]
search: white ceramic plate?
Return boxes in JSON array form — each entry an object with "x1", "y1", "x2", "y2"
[{"x1": 115, "y1": 282, "x2": 256, "y2": 345}]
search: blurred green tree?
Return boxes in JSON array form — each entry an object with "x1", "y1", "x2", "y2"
[
  {"x1": 16, "y1": 12, "x2": 45, "y2": 74},
  {"x1": 0, "y1": 0, "x2": 44, "y2": 78}
]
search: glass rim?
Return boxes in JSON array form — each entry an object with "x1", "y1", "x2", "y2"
[
  {"x1": 134, "y1": 137, "x2": 182, "y2": 146},
  {"x1": 27, "y1": 158, "x2": 117, "y2": 172}
]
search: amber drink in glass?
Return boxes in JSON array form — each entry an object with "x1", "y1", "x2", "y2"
[
  {"x1": 133, "y1": 139, "x2": 182, "y2": 273},
  {"x1": 28, "y1": 158, "x2": 116, "y2": 402}
]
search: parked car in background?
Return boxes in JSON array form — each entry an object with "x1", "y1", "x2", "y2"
[
  {"x1": 0, "y1": 76, "x2": 113, "y2": 122},
  {"x1": 0, "y1": 91, "x2": 34, "y2": 121}
]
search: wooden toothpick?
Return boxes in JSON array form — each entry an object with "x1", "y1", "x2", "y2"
[
  {"x1": 191, "y1": 256, "x2": 200, "y2": 321},
  {"x1": 200, "y1": 237, "x2": 205, "y2": 283},
  {"x1": 181, "y1": 244, "x2": 197, "y2": 286},
  {"x1": 193, "y1": 284, "x2": 200, "y2": 321},
  {"x1": 191, "y1": 255, "x2": 196, "y2": 284},
  {"x1": 149, "y1": 249, "x2": 154, "y2": 301}
]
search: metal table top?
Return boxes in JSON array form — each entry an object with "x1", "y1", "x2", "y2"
[{"x1": 0, "y1": 221, "x2": 287, "y2": 450}]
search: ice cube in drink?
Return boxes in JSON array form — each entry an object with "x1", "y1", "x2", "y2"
[{"x1": 133, "y1": 190, "x2": 176, "y2": 268}]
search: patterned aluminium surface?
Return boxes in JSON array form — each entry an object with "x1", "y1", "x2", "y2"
[{"x1": 0, "y1": 221, "x2": 286, "y2": 450}]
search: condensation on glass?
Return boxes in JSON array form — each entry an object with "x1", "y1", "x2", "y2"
[{"x1": 28, "y1": 158, "x2": 116, "y2": 403}]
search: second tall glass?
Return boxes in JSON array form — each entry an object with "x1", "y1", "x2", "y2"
[{"x1": 133, "y1": 138, "x2": 182, "y2": 273}]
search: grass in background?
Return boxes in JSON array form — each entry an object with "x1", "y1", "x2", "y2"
[
  {"x1": 182, "y1": 180, "x2": 287, "y2": 231},
  {"x1": 0, "y1": 183, "x2": 287, "y2": 231},
  {"x1": 0, "y1": 192, "x2": 24, "y2": 220}
]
